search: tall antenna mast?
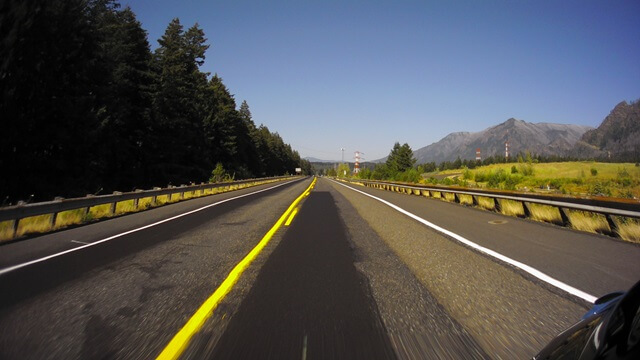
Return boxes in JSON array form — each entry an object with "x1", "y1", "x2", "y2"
[
  {"x1": 505, "y1": 139, "x2": 509, "y2": 160},
  {"x1": 354, "y1": 151, "x2": 365, "y2": 174}
]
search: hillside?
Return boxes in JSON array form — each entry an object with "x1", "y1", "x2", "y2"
[
  {"x1": 411, "y1": 119, "x2": 592, "y2": 163},
  {"x1": 571, "y1": 100, "x2": 640, "y2": 161}
]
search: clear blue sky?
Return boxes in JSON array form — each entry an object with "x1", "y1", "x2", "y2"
[{"x1": 124, "y1": 0, "x2": 640, "y2": 161}]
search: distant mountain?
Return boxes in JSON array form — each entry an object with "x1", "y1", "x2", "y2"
[
  {"x1": 570, "y1": 100, "x2": 640, "y2": 161},
  {"x1": 411, "y1": 119, "x2": 592, "y2": 164},
  {"x1": 304, "y1": 157, "x2": 340, "y2": 163}
]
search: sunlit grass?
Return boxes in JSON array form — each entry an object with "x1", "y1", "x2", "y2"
[
  {"x1": 500, "y1": 199, "x2": 525, "y2": 217},
  {"x1": 565, "y1": 210, "x2": 610, "y2": 234},
  {"x1": 0, "y1": 178, "x2": 292, "y2": 242},
  {"x1": 527, "y1": 203, "x2": 562, "y2": 223},
  {"x1": 443, "y1": 192, "x2": 455, "y2": 202},
  {"x1": 476, "y1": 196, "x2": 495, "y2": 210},
  {"x1": 55, "y1": 209, "x2": 87, "y2": 228},
  {"x1": 458, "y1": 194, "x2": 474, "y2": 205},
  {"x1": 614, "y1": 217, "x2": 640, "y2": 243}
]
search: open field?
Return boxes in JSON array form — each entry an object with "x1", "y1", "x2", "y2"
[{"x1": 433, "y1": 161, "x2": 640, "y2": 199}]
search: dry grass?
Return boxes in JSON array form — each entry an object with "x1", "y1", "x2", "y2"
[
  {"x1": 458, "y1": 194, "x2": 474, "y2": 205},
  {"x1": 55, "y1": 209, "x2": 87, "y2": 228},
  {"x1": 443, "y1": 192, "x2": 456, "y2": 202},
  {"x1": 526, "y1": 203, "x2": 562, "y2": 223},
  {"x1": 476, "y1": 196, "x2": 495, "y2": 210},
  {"x1": 0, "y1": 178, "x2": 290, "y2": 242},
  {"x1": 614, "y1": 217, "x2": 640, "y2": 243},
  {"x1": 565, "y1": 210, "x2": 610, "y2": 234},
  {"x1": 500, "y1": 199, "x2": 525, "y2": 217}
]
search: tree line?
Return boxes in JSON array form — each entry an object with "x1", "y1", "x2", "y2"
[{"x1": 0, "y1": 0, "x2": 311, "y2": 204}]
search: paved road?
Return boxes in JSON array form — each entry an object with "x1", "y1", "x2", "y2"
[{"x1": 0, "y1": 176, "x2": 638, "y2": 359}]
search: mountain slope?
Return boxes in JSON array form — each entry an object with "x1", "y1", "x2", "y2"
[
  {"x1": 412, "y1": 119, "x2": 592, "y2": 163},
  {"x1": 571, "y1": 100, "x2": 640, "y2": 160}
]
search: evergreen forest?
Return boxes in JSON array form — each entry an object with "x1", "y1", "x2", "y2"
[{"x1": 0, "y1": 0, "x2": 312, "y2": 204}]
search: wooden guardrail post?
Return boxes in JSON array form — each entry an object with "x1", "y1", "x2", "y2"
[
  {"x1": 110, "y1": 192, "x2": 121, "y2": 215},
  {"x1": 84, "y1": 195, "x2": 93, "y2": 217},
  {"x1": 151, "y1": 187, "x2": 160, "y2": 206},
  {"x1": 493, "y1": 198, "x2": 502, "y2": 213},
  {"x1": 133, "y1": 190, "x2": 143, "y2": 209},
  {"x1": 50, "y1": 197, "x2": 63, "y2": 228},
  {"x1": 558, "y1": 208, "x2": 571, "y2": 227},
  {"x1": 12, "y1": 218, "x2": 20, "y2": 238},
  {"x1": 522, "y1": 201, "x2": 532, "y2": 218},
  {"x1": 605, "y1": 214, "x2": 620, "y2": 237}
]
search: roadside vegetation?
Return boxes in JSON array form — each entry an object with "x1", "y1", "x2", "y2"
[
  {"x1": 324, "y1": 143, "x2": 640, "y2": 243},
  {"x1": 438, "y1": 160, "x2": 640, "y2": 199}
]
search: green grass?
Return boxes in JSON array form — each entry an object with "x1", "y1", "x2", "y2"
[{"x1": 434, "y1": 161, "x2": 640, "y2": 198}]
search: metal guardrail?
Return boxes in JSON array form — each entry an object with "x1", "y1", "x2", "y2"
[
  {"x1": 1, "y1": 176, "x2": 297, "y2": 239},
  {"x1": 341, "y1": 178, "x2": 640, "y2": 237}
]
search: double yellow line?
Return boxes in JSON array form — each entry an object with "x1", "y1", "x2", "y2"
[{"x1": 157, "y1": 177, "x2": 317, "y2": 360}]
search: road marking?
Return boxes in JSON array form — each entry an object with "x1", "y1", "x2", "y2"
[
  {"x1": 156, "y1": 177, "x2": 317, "y2": 360},
  {"x1": 0, "y1": 179, "x2": 303, "y2": 276},
  {"x1": 285, "y1": 208, "x2": 299, "y2": 226},
  {"x1": 70, "y1": 240, "x2": 89, "y2": 245},
  {"x1": 302, "y1": 333, "x2": 308, "y2": 360},
  {"x1": 488, "y1": 220, "x2": 508, "y2": 225},
  {"x1": 330, "y1": 179, "x2": 598, "y2": 304}
]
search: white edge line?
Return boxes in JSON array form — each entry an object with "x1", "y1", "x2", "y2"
[
  {"x1": 330, "y1": 179, "x2": 598, "y2": 304},
  {"x1": 0, "y1": 179, "x2": 301, "y2": 276}
]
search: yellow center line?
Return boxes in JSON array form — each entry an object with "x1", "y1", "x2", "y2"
[
  {"x1": 156, "y1": 177, "x2": 317, "y2": 360},
  {"x1": 284, "y1": 208, "x2": 299, "y2": 226}
]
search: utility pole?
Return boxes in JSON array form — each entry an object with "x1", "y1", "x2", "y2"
[{"x1": 341, "y1": 147, "x2": 345, "y2": 163}]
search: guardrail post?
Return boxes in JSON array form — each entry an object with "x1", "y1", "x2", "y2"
[
  {"x1": 493, "y1": 198, "x2": 502, "y2": 213},
  {"x1": 50, "y1": 197, "x2": 63, "y2": 228},
  {"x1": 522, "y1": 201, "x2": 532, "y2": 218},
  {"x1": 605, "y1": 214, "x2": 620, "y2": 237},
  {"x1": 133, "y1": 190, "x2": 143, "y2": 209},
  {"x1": 151, "y1": 187, "x2": 160, "y2": 205},
  {"x1": 12, "y1": 218, "x2": 20, "y2": 238},
  {"x1": 84, "y1": 194, "x2": 93, "y2": 217},
  {"x1": 49, "y1": 212, "x2": 58, "y2": 228},
  {"x1": 110, "y1": 192, "x2": 121, "y2": 215},
  {"x1": 558, "y1": 208, "x2": 571, "y2": 227},
  {"x1": 454, "y1": 193, "x2": 460, "y2": 203},
  {"x1": 472, "y1": 195, "x2": 479, "y2": 206}
]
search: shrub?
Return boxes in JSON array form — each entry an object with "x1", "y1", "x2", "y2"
[
  {"x1": 589, "y1": 181, "x2": 612, "y2": 197},
  {"x1": 518, "y1": 163, "x2": 534, "y2": 176},
  {"x1": 511, "y1": 165, "x2": 518, "y2": 174},
  {"x1": 210, "y1": 163, "x2": 233, "y2": 183},
  {"x1": 590, "y1": 167, "x2": 598, "y2": 176},
  {"x1": 463, "y1": 168, "x2": 474, "y2": 180}
]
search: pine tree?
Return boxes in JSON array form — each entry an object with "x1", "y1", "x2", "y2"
[
  {"x1": 93, "y1": 3, "x2": 155, "y2": 191},
  {"x1": 386, "y1": 142, "x2": 416, "y2": 174}
]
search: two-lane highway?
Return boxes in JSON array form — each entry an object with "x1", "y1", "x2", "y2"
[{"x1": 1, "y1": 176, "x2": 638, "y2": 359}]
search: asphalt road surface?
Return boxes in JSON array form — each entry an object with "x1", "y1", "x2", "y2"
[{"x1": 1, "y1": 176, "x2": 638, "y2": 359}]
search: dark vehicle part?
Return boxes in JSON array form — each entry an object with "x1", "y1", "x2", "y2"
[{"x1": 534, "y1": 280, "x2": 640, "y2": 360}]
